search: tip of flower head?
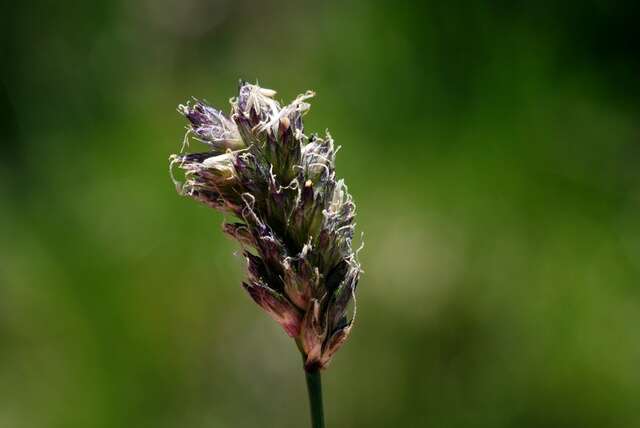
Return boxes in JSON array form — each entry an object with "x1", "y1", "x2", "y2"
[
  {"x1": 238, "y1": 79, "x2": 277, "y2": 97},
  {"x1": 178, "y1": 98, "x2": 244, "y2": 153},
  {"x1": 259, "y1": 87, "x2": 277, "y2": 97}
]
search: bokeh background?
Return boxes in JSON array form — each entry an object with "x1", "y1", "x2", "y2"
[{"x1": 2, "y1": 1, "x2": 640, "y2": 427}]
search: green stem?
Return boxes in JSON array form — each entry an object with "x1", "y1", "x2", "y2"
[
  {"x1": 304, "y1": 367, "x2": 325, "y2": 428},
  {"x1": 295, "y1": 337, "x2": 325, "y2": 428}
]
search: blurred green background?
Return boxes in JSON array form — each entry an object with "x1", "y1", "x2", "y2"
[{"x1": 2, "y1": 1, "x2": 640, "y2": 427}]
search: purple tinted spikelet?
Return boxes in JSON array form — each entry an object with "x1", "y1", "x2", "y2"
[{"x1": 170, "y1": 81, "x2": 362, "y2": 370}]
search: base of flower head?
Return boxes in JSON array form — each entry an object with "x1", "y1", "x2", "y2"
[{"x1": 242, "y1": 280, "x2": 303, "y2": 337}]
